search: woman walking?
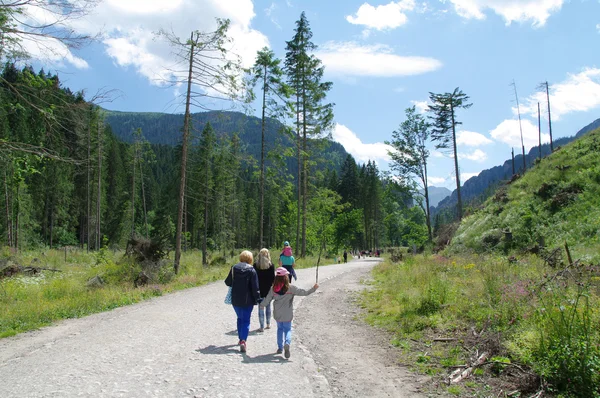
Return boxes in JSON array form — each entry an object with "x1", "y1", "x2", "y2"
[
  {"x1": 253, "y1": 248, "x2": 275, "y2": 332},
  {"x1": 225, "y1": 250, "x2": 260, "y2": 353}
]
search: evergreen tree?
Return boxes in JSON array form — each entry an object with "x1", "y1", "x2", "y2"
[
  {"x1": 338, "y1": 154, "x2": 360, "y2": 207},
  {"x1": 428, "y1": 88, "x2": 472, "y2": 220},
  {"x1": 284, "y1": 12, "x2": 334, "y2": 257},
  {"x1": 246, "y1": 47, "x2": 290, "y2": 248}
]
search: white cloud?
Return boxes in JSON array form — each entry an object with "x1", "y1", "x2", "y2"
[
  {"x1": 456, "y1": 130, "x2": 493, "y2": 147},
  {"x1": 5, "y1": 2, "x2": 92, "y2": 69},
  {"x1": 432, "y1": 150, "x2": 445, "y2": 158},
  {"x1": 265, "y1": 2, "x2": 281, "y2": 29},
  {"x1": 519, "y1": 68, "x2": 600, "y2": 121},
  {"x1": 448, "y1": 0, "x2": 564, "y2": 27},
  {"x1": 490, "y1": 119, "x2": 550, "y2": 149},
  {"x1": 19, "y1": 35, "x2": 89, "y2": 69},
  {"x1": 411, "y1": 100, "x2": 429, "y2": 113},
  {"x1": 597, "y1": 23, "x2": 600, "y2": 33},
  {"x1": 70, "y1": 0, "x2": 268, "y2": 86},
  {"x1": 346, "y1": 0, "x2": 416, "y2": 31},
  {"x1": 458, "y1": 149, "x2": 487, "y2": 162},
  {"x1": 316, "y1": 42, "x2": 442, "y2": 78},
  {"x1": 428, "y1": 177, "x2": 447, "y2": 185},
  {"x1": 333, "y1": 123, "x2": 393, "y2": 165}
]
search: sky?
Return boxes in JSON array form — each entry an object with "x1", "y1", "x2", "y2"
[{"x1": 15, "y1": 0, "x2": 600, "y2": 189}]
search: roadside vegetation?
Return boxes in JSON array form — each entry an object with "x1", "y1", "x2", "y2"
[
  {"x1": 362, "y1": 128, "x2": 600, "y2": 397},
  {"x1": 0, "y1": 246, "x2": 324, "y2": 339}
]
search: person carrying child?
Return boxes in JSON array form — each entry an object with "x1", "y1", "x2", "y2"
[
  {"x1": 260, "y1": 267, "x2": 318, "y2": 359},
  {"x1": 278, "y1": 241, "x2": 297, "y2": 281}
]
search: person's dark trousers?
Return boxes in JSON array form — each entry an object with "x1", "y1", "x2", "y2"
[{"x1": 233, "y1": 305, "x2": 254, "y2": 341}]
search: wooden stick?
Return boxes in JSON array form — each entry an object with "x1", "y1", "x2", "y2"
[
  {"x1": 564, "y1": 241, "x2": 573, "y2": 266},
  {"x1": 450, "y1": 352, "x2": 489, "y2": 384}
]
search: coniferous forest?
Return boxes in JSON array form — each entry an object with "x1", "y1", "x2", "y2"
[{"x1": 0, "y1": 65, "x2": 425, "y2": 261}]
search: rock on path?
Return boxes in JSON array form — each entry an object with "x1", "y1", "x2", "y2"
[{"x1": 0, "y1": 259, "x2": 425, "y2": 397}]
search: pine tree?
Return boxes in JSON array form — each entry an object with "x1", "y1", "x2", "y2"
[
  {"x1": 285, "y1": 12, "x2": 334, "y2": 257},
  {"x1": 247, "y1": 47, "x2": 290, "y2": 249},
  {"x1": 428, "y1": 88, "x2": 472, "y2": 220}
]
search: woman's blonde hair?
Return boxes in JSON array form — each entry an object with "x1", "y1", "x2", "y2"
[
  {"x1": 239, "y1": 250, "x2": 253, "y2": 264},
  {"x1": 256, "y1": 248, "x2": 271, "y2": 270}
]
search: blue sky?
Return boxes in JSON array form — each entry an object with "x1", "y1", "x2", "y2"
[{"x1": 18, "y1": 0, "x2": 600, "y2": 189}]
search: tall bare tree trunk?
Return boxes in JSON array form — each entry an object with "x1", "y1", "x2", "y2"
[
  {"x1": 139, "y1": 158, "x2": 149, "y2": 238},
  {"x1": 174, "y1": 32, "x2": 195, "y2": 274},
  {"x1": 4, "y1": 170, "x2": 12, "y2": 247},
  {"x1": 295, "y1": 92, "x2": 301, "y2": 253},
  {"x1": 131, "y1": 142, "x2": 136, "y2": 240},
  {"x1": 87, "y1": 124, "x2": 91, "y2": 251},
  {"x1": 202, "y1": 159, "x2": 209, "y2": 266},
  {"x1": 96, "y1": 122, "x2": 102, "y2": 249},
  {"x1": 538, "y1": 102, "x2": 542, "y2": 160},
  {"x1": 301, "y1": 99, "x2": 307, "y2": 258},
  {"x1": 450, "y1": 103, "x2": 462, "y2": 220},
  {"x1": 512, "y1": 81, "x2": 526, "y2": 173},
  {"x1": 259, "y1": 66, "x2": 267, "y2": 249},
  {"x1": 545, "y1": 81, "x2": 553, "y2": 152},
  {"x1": 423, "y1": 162, "x2": 432, "y2": 241},
  {"x1": 15, "y1": 183, "x2": 19, "y2": 252}
]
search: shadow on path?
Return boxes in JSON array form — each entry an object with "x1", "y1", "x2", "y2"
[
  {"x1": 242, "y1": 352, "x2": 288, "y2": 364},
  {"x1": 196, "y1": 344, "x2": 239, "y2": 355}
]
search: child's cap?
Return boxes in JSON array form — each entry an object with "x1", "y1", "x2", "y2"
[
  {"x1": 284, "y1": 241, "x2": 290, "y2": 246},
  {"x1": 276, "y1": 267, "x2": 290, "y2": 276}
]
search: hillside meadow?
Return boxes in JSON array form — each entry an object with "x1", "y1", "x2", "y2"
[{"x1": 363, "y1": 129, "x2": 600, "y2": 397}]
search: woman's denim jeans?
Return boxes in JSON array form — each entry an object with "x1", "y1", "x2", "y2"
[{"x1": 258, "y1": 302, "x2": 272, "y2": 329}]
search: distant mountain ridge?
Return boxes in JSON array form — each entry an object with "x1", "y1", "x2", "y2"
[
  {"x1": 102, "y1": 109, "x2": 349, "y2": 173},
  {"x1": 432, "y1": 118, "x2": 600, "y2": 217},
  {"x1": 421, "y1": 186, "x2": 451, "y2": 208}
]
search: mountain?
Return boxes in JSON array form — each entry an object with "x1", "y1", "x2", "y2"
[
  {"x1": 449, "y1": 124, "x2": 600, "y2": 254},
  {"x1": 432, "y1": 118, "x2": 600, "y2": 218},
  {"x1": 102, "y1": 109, "x2": 349, "y2": 173},
  {"x1": 421, "y1": 186, "x2": 451, "y2": 208}
]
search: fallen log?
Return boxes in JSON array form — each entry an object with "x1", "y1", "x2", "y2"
[{"x1": 449, "y1": 351, "x2": 489, "y2": 384}]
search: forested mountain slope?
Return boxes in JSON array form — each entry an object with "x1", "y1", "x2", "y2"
[
  {"x1": 433, "y1": 118, "x2": 600, "y2": 219},
  {"x1": 449, "y1": 126, "x2": 600, "y2": 257},
  {"x1": 103, "y1": 110, "x2": 349, "y2": 174}
]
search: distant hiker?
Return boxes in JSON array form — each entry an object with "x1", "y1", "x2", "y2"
[
  {"x1": 261, "y1": 267, "x2": 318, "y2": 359},
  {"x1": 343, "y1": 250, "x2": 347, "y2": 263},
  {"x1": 253, "y1": 248, "x2": 275, "y2": 332},
  {"x1": 281, "y1": 240, "x2": 293, "y2": 257},
  {"x1": 225, "y1": 250, "x2": 261, "y2": 353},
  {"x1": 279, "y1": 241, "x2": 297, "y2": 281}
]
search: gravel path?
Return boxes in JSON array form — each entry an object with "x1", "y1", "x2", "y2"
[{"x1": 0, "y1": 258, "x2": 426, "y2": 397}]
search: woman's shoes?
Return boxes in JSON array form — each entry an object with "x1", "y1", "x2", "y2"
[
  {"x1": 257, "y1": 327, "x2": 264, "y2": 332},
  {"x1": 240, "y1": 340, "x2": 247, "y2": 353},
  {"x1": 265, "y1": 324, "x2": 271, "y2": 329}
]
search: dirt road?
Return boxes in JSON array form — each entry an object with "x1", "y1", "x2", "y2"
[{"x1": 0, "y1": 258, "x2": 425, "y2": 397}]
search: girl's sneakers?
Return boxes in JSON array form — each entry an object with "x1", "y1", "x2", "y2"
[
  {"x1": 240, "y1": 340, "x2": 247, "y2": 353},
  {"x1": 276, "y1": 348, "x2": 283, "y2": 354}
]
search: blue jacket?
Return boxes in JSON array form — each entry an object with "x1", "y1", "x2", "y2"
[{"x1": 225, "y1": 262, "x2": 260, "y2": 307}]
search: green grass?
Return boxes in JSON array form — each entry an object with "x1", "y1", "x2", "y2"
[
  {"x1": 0, "y1": 248, "x2": 232, "y2": 338},
  {"x1": 361, "y1": 254, "x2": 600, "y2": 397},
  {"x1": 0, "y1": 247, "x2": 337, "y2": 339},
  {"x1": 449, "y1": 128, "x2": 600, "y2": 261}
]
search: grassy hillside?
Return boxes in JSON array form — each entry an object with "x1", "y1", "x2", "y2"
[{"x1": 449, "y1": 127, "x2": 600, "y2": 261}]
